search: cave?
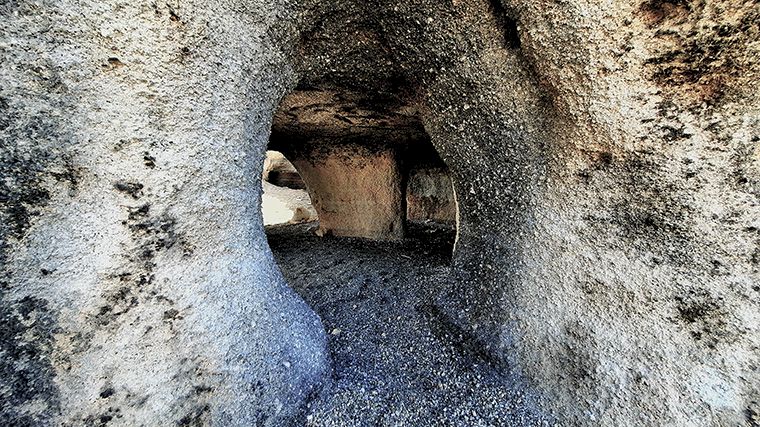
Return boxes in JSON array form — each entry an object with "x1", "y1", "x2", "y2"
[
  {"x1": 3, "y1": 0, "x2": 758, "y2": 426},
  {"x1": 263, "y1": 89, "x2": 457, "y2": 237},
  {"x1": 259, "y1": 89, "x2": 544, "y2": 423}
]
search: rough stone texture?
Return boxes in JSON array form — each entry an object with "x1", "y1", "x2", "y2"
[
  {"x1": 2, "y1": 0, "x2": 759, "y2": 426},
  {"x1": 291, "y1": 145, "x2": 405, "y2": 239},
  {"x1": 407, "y1": 167, "x2": 457, "y2": 225},
  {"x1": 1, "y1": 1, "x2": 328, "y2": 425}
]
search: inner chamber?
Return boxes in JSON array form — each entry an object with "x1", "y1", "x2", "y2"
[{"x1": 262, "y1": 88, "x2": 457, "y2": 239}]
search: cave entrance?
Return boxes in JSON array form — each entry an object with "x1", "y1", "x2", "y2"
[
  {"x1": 261, "y1": 90, "x2": 536, "y2": 423},
  {"x1": 263, "y1": 89, "x2": 457, "y2": 241},
  {"x1": 261, "y1": 150, "x2": 317, "y2": 226},
  {"x1": 261, "y1": 91, "x2": 481, "y2": 422}
]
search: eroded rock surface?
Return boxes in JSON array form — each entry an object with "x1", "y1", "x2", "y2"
[
  {"x1": 2, "y1": 0, "x2": 758, "y2": 425},
  {"x1": 1, "y1": 2, "x2": 329, "y2": 425}
]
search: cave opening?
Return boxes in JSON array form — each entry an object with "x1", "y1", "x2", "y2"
[
  {"x1": 261, "y1": 150, "x2": 317, "y2": 226},
  {"x1": 263, "y1": 89, "x2": 458, "y2": 242},
  {"x1": 259, "y1": 89, "x2": 535, "y2": 423}
]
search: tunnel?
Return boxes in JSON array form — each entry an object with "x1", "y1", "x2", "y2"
[
  {"x1": 264, "y1": 89, "x2": 457, "y2": 239},
  {"x1": 3, "y1": 0, "x2": 757, "y2": 425},
  {"x1": 255, "y1": 87, "x2": 546, "y2": 423}
]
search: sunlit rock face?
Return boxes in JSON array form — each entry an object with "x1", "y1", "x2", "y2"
[
  {"x1": 2, "y1": 0, "x2": 758, "y2": 426},
  {"x1": 263, "y1": 151, "x2": 306, "y2": 190},
  {"x1": 261, "y1": 152, "x2": 315, "y2": 226}
]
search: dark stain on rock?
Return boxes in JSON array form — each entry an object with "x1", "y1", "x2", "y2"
[
  {"x1": 163, "y1": 308, "x2": 182, "y2": 321},
  {"x1": 103, "y1": 57, "x2": 124, "y2": 69},
  {"x1": 608, "y1": 153, "x2": 697, "y2": 265},
  {"x1": 674, "y1": 289, "x2": 731, "y2": 349},
  {"x1": 143, "y1": 152, "x2": 156, "y2": 168},
  {"x1": 575, "y1": 168, "x2": 591, "y2": 183},
  {"x1": 168, "y1": 5, "x2": 182, "y2": 23},
  {"x1": 2, "y1": 182, "x2": 49, "y2": 238},
  {"x1": 99, "y1": 386, "x2": 115, "y2": 399},
  {"x1": 731, "y1": 140, "x2": 759, "y2": 198},
  {"x1": 94, "y1": 285, "x2": 140, "y2": 326},
  {"x1": 1, "y1": 119, "x2": 78, "y2": 240},
  {"x1": 95, "y1": 202, "x2": 192, "y2": 326},
  {"x1": 751, "y1": 246, "x2": 760, "y2": 267},
  {"x1": 648, "y1": 99, "x2": 693, "y2": 143},
  {"x1": 83, "y1": 406, "x2": 122, "y2": 426},
  {"x1": 0, "y1": 296, "x2": 61, "y2": 424},
  {"x1": 661, "y1": 124, "x2": 691, "y2": 142},
  {"x1": 193, "y1": 385, "x2": 214, "y2": 395},
  {"x1": 676, "y1": 290, "x2": 719, "y2": 323},
  {"x1": 642, "y1": 4, "x2": 759, "y2": 105},
  {"x1": 113, "y1": 181, "x2": 144, "y2": 199},
  {"x1": 747, "y1": 401, "x2": 760, "y2": 427},
  {"x1": 597, "y1": 151, "x2": 614, "y2": 166},
  {"x1": 177, "y1": 404, "x2": 210, "y2": 426},
  {"x1": 639, "y1": 0, "x2": 692, "y2": 27},
  {"x1": 124, "y1": 204, "x2": 191, "y2": 255},
  {"x1": 127, "y1": 203, "x2": 151, "y2": 223},
  {"x1": 0, "y1": 96, "x2": 12, "y2": 131},
  {"x1": 575, "y1": 150, "x2": 616, "y2": 183},
  {"x1": 1, "y1": 32, "x2": 81, "y2": 275}
]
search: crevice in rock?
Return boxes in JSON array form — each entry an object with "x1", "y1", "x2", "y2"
[{"x1": 489, "y1": 0, "x2": 521, "y2": 49}]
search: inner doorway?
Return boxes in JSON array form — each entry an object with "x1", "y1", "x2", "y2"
[
  {"x1": 261, "y1": 150, "x2": 317, "y2": 226},
  {"x1": 262, "y1": 89, "x2": 457, "y2": 239}
]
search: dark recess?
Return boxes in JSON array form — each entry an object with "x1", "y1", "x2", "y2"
[{"x1": 489, "y1": 0, "x2": 521, "y2": 49}]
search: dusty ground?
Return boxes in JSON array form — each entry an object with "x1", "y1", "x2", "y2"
[{"x1": 266, "y1": 222, "x2": 549, "y2": 426}]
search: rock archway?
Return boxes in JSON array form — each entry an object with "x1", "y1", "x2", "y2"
[{"x1": 2, "y1": 0, "x2": 758, "y2": 426}]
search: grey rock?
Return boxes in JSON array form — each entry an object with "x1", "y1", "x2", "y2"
[{"x1": 2, "y1": 0, "x2": 758, "y2": 425}]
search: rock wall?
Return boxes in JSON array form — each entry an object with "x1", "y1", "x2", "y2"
[
  {"x1": 290, "y1": 144, "x2": 405, "y2": 239},
  {"x1": 499, "y1": 1, "x2": 760, "y2": 424},
  {"x1": 2, "y1": 0, "x2": 758, "y2": 425},
  {"x1": 1, "y1": 1, "x2": 328, "y2": 425}
]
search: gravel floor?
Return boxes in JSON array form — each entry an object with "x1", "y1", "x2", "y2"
[{"x1": 267, "y1": 222, "x2": 549, "y2": 427}]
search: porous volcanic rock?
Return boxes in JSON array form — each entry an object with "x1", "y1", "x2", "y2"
[
  {"x1": 2, "y1": 0, "x2": 758, "y2": 426},
  {"x1": 1, "y1": 2, "x2": 328, "y2": 425}
]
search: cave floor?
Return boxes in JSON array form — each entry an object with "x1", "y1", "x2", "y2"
[{"x1": 266, "y1": 222, "x2": 548, "y2": 426}]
